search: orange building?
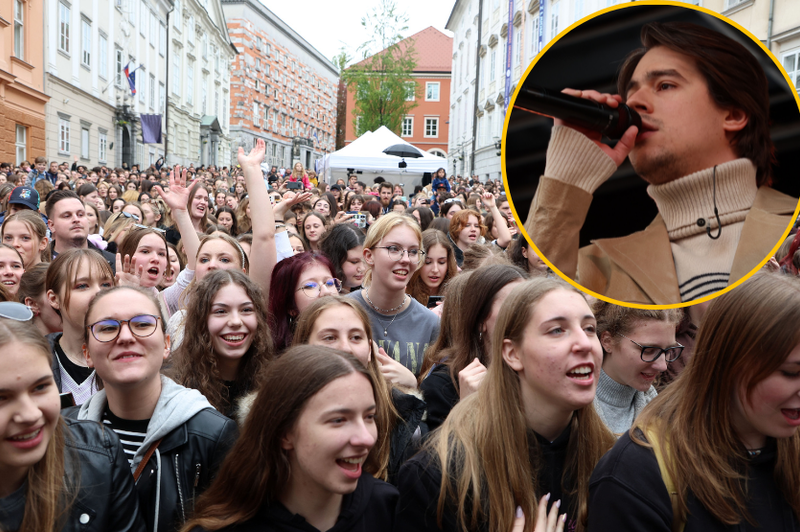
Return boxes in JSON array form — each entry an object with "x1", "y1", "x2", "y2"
[
  {"x1": 344, "y1": 27, "x2": 452, "y2": 158},
  {"x1": 0, "y1": 0, "x2": 48, "y2": 165}
]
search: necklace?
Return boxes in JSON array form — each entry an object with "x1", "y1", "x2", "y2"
[{"x1": 364, "y1": 289, "x2": 407, "y2": 336}]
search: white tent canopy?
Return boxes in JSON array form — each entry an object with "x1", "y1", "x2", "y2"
[{"x1": 324, "y1": 126, "x2": 446, "y2": 191}]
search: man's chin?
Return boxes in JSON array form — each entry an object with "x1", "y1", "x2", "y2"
[{"x1": 630, "y1": 152, "x2": 686, "y2": 186}]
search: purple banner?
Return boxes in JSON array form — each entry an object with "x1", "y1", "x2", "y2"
[
  {"x1": 140, "y1": 114, "x2": 163, "y2": 144},
  {"x1": 504, "y1": 0, "x2": 515, "y2": 113}
]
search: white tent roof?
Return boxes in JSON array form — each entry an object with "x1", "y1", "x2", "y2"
[{"x1": 324, "y1": 126, "x2": 446, "y2": 185}]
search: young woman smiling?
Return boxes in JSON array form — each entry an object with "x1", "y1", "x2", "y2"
[
  {"x1": 66, "y1": 286, "x2": 238, "y2": 532},
  {"x1": 406, "y1": 229, "x2": 457, "y2": 306},
  {"x1": 0, "y1": 315, "x2": 145, "y2": 532},
  {"x1": 171, "y1": 270, "x2": 273, "y2": 419},
  {"x1": 587, "y1": 272, "x2": 800, "y2": 531},
  {"x1": 181, "y1": 346, "x2": 398, "y2": 532},
  {"x1": 447, "y1": 208, "x2": 485, "y2": 268},
  {"x1": 294, "y1": 296, "x2": 424, "y2": 482},
  {"x1": 2, "y1": 210, "x2": 49, "y2": 269},
  {"x1": 590, "y1": 302, "x2": 683, "y2": 435},
  {"x1": 396, "y1": 278, "x2": 615, "y2": 532},
  {"x1": 348, "y1": 213, "x2": 440, "y2": 376},
  {"x1": 301, "y1": 212, "x2": 327, "y2": 252},
  {"x1": 0, "y1": 243, "x2": 25, "y2": 297}
]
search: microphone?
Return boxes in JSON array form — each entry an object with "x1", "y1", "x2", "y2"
[{"x1": 513, "y1": 86, "x2": 642, "y2": 139}]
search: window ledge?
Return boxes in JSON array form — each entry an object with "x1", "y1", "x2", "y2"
[{"x1": 10, "y1": 56, "x2": 34, "y2": 70}]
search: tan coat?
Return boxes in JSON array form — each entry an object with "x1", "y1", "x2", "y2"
[{"x1": 524, "y1": 177, "x2": 798, "y2": 304}]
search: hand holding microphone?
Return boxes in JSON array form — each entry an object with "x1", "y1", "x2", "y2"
[{"x1": 514, "y1": 86, "x2": 640, "y2": 168}]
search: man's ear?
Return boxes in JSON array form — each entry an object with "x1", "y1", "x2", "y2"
[{"x1": 723, "y1": 107, "x2": 748, "y2": 136}]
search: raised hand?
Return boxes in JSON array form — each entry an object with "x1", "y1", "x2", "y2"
[
  {"x1": 532, "y1": 494, "x2": 567, "y2": 532},
  {"x1": 115, "y1": 253, "x2": 144, "y2": 288},
  {"x1": 238, "y1": 139, "x2": 266, "y2": 169},
  {"x1": 152, "y1": 165, "x2": 194, "y2": 212},
  {"x1": 333, "y1": 211, "x2": 356, "y2": 225}
]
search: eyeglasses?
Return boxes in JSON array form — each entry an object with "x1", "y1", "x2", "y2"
[
  {"x1": 374, "y1": 245, "x2": 425, "y2": 264},
  {"x1": 0, "y1": 302, "x2": 34, "y2": 321},
  {"x1": 296, "y1": 278, "x2": 342, "y2": 297},
  {"x1": 87, "y1": 314, "x2": 161, "y2": 343},
  {"x1": 617, "y1": 333, "x2": 684, "y2": 363}
]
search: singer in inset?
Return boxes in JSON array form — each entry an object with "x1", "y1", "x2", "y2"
[{"x1": 523, "y1": 21, "x2": 798, "y2": 305}]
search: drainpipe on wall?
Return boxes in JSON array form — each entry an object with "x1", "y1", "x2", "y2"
[
  {"x1": 164, "y1": 3, "x2": 175, "y2": 165},
  {"x1": 766, "y1": 0, "x2": 775, "y2": 52},
  {"x1": 470, "y1": 0, "x2": 484, "y2": 177}
]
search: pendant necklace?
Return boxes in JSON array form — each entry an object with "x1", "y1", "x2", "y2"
[{"x1": 364, "y1": 289, "x2": 407, "y2": 336}]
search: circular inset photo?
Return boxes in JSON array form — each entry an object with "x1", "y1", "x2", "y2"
[{"x1": 504, "y1": 2, "x2": 800, "y2": 308}]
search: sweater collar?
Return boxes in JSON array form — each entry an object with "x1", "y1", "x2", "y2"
[
  {"x1": 646, "y1": 159, "x2": 757, "y2": 239},
  {"x1": 595, "y1": 369, "x2": 637, "y2": 408}
]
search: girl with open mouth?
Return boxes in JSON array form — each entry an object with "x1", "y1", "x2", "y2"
[{"x1": 183, "y1": 345, "x2": 397, "y2": 532}]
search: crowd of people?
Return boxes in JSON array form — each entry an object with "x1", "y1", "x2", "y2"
[{"x1": 0, "y1": 134, "x2": 799, "y2": 532}]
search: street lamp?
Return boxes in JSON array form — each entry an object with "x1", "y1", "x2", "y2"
[{"x1": 493, "y1": 136, "x2": 502, "y2": 156}]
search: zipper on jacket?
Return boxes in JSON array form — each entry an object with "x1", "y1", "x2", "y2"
[
  {"x1": 193, "y1": 463, "x2": 201, "y2": 502},
  {"x1": 174, "y1": 453, "x2": 186, "y2": 523}
]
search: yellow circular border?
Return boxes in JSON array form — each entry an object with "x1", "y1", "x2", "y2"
[{"x1": 501, "y1": 0, "x2": 800, "y2": 310}]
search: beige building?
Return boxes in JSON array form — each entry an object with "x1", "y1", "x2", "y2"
[
  {"x1": 44, "y1": 0, "x2": 170, "y2": 170},
  {"x1": 447, "y1": 0, "x2": 800, "y2": 181},
  {"x1": 0, "y1": 0, "x2": 49, "y2": 165}
]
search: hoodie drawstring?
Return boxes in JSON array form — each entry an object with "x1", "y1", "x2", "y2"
[{"x1": 154, "y1": 449, "x2": 162, "y2": 532}]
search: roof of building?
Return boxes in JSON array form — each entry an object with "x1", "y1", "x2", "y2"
[{"x1": 353, "y1": 26, "x2": 453, "y2": 73}]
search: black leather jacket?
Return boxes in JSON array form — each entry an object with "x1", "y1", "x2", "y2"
[
  {"x1": 64, "y1": 406, "x2": 238, "y2": 532},
  {"x1": 0, "y1": 418, "x2": 145, "y2": 532}
]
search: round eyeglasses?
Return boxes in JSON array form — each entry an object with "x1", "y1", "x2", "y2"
[
  {"x1": 296, "y1": 278, "x2": 342, "y2": 298},
  {"x1": 374, "y1": 245, "x2": 425, "y2": 264},
  {"x1": 617, "y1": 333, "x2": 684, "y2": 363},
  {"x1": 87, "y1": 314, "x2": 161, "y2": 343}
]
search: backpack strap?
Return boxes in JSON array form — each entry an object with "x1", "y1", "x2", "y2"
[
  {"x1": 643, "y1": 426, "x2": 685, "y2": 532},
  {"x1": 133, "y1": 438, "x2": 164, "y2": 482}
]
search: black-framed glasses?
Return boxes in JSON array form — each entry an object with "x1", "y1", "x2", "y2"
[
  {"x1": 617, "y1": 333, "x2": 684, "y2": 363},
  {"x1": 296, "y1": 278, "x2": 342, "y2": 298},
  {"x1": 0, "y1": 302, "x2": 34, "y2": 321},
  {"x1": 87, "y1": 314, "x2": 161, "y2": 343},
  {"x1": 374, "y1": 245, "x2": 424, "y2": 264}
]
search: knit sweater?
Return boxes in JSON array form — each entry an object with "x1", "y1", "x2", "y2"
[
  {"x1": 545, "y1": 126, "x2": 758, "y2": 302},
  {"x1": 593, "y1": 369, "x2": 657, "y2": 436}
]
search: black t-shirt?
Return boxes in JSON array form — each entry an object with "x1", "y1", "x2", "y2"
[{"x1": 54, "y1": 336, "x2": 94, "y2": 385}]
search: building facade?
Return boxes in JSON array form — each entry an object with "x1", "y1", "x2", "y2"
[
  {"x1": 44, "y1": 0, "x2": 170, "y2": 170},
  {"x1": 447, "y1": 0, "x2": 800, "y2": 182},
  {"x1": 1, "y1": 0, "x2": 49, "y2": 166},
  {"x1": 343, "y1": 27, "x2": 453, "y2": 159},
  {"x1": 166, "y1": 0, "x2": 235, "y2": 168},
  {"x1": 222, "y1": 0, "x2": 338, "y2": 171}
]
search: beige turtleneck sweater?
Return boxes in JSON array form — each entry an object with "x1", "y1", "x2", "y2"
[{"x1": 544, "y1": 126, "x2": 758, "y2": 302}]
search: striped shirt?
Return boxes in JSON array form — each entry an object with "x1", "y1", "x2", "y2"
[{"x1": 102, "y1": 406, "x2": 150, "y2": 467}]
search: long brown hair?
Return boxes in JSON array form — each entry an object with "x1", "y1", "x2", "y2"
[
  {"x1": 0, "y1": 319, "x2": 75, "y2": 532},
  {"x1": 170, "y1": 270, "x2": 273, "y2": 416},
  {"x1": 180, "y1": 345, "x2": 382, "y2": 531},
  {"x1": 45, "y1": 249, "x2": 114, "y2": 313},
  {"x1": 418, "y1": 264, "x2": 528, "y2": 389},
  {"x1": 631, "y1": 271, "x2": 800, "y2": 527},
  {"x1": 406, "y1": 229, "x2": 458, "y2": 305},
  {"x1": 292, "y1": 296, "x2": 397, "y2": 480},
  {"x1": 429, "y1": 278, "x2": 615, "y2": 532}
]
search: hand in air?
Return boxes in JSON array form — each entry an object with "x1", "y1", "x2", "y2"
[
  {"x1": 558, "y1": 88, "x2": 638, "y2": 168},
  {"x1": 115, "y1": 253, "x2": 144, "y2": 288},
  {"x1": 238, "y1": 139, "x2": 266, "y2": 169},
  {"x1": 153, "y1": 165, "x2": 194, "y2": 212}
]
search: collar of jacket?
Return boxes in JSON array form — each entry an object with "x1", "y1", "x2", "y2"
[{"x1": 588, "y1": 186, "x2": 797, "y2": 304}]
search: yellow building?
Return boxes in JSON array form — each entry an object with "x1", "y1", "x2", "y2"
[{"x1": 0, "y1": 0, "x2": 49, "y2": 165}]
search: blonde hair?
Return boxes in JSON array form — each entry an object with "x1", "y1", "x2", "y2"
[{"x1": 362, "y1": 212, "x2": 422, "y2": 287}]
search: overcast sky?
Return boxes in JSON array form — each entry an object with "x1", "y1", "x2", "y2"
[{"x1": 258, "y1": 0, "x2": 455, "y2": 67}]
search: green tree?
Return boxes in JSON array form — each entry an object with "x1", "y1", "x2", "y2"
[{"x1": 341, "y1": 0, "x2": 418, "y2": 137}]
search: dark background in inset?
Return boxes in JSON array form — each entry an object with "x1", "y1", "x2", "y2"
[{"x1": 505, "y1": 5, "x2": 800, "y2": 247}]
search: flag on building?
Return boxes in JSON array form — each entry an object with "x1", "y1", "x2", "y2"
[
  {"x1": 124, "y1": 63, "x2": 137, "y2": 95},
  {"x1": 140, "y1": 114, "x2": 163, "y2": 144}
]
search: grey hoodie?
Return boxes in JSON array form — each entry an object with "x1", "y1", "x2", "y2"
[{"x1": 73, "y1": 375, "x2": 215, "y2": 471}]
